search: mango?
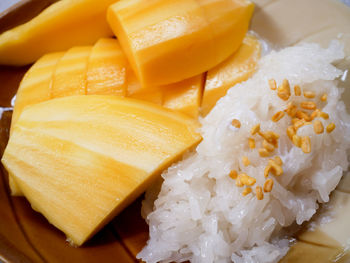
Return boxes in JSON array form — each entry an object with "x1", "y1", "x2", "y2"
[
  {"x1": 2, "y1": 95, "x2": 201, "y2": 246},
  {"x1": 9, "y1": 52, "x2": 64, "y2": 196},
  {"x1": 0, "y1": 0, "x2": 119, "y2": 66},
  {"x1": 51, "y1": 46, "x2": 92, "y2": 98},
  {"x1": 87, "y1": 38, "x2": 127, "y2": 96},
  {"x1": 201, "y1": 34, "x2": 261, "y2": 116},
  {"x1": 163, "y1": 74, "x2": 204, "y2": 119},
  {"x1": 107, "y1": 0, "x2": 254, "y2": 87}
]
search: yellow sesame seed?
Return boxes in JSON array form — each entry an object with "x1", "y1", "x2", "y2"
[
  {"x1": 276, "y1": 79, "x2": 291, "y2": 101},
  {"x1": 296, "y1": 110, "x2": 311, "y2": 121},
  {"x1": 292, "y1": 134, "x2": 302, "y2": 148},
  {"x1": 263, "y1": 139, "x2": 275, "y2": 152},
  {"x1": 231, "y1": 119, "x2": 241, "y2": 128},
  {"x1": 274, "y1": 156, "x2": 283, "y2": 166},
  {"x1": 263, "y1": 179, "x2": 274, "y2": 193},
  {"x1": 285, "y1": 103, "x2": 298, "y2": 117},
  {"x1": 246, "y1": 176, "x2": 256, "y2": 186},
  {"x1": 236, "y1": 177, "x2": 244, "y2": 187},
  {"x1": 268, "y1": 159, "x2": 283, "y2": 176},
  {"x1": 293, "y1": 119, "x2": 305, "y2": 130},
  {"x1": 313, "y1": 120, "x2": 324, "y2": 134},
  {"x1": 272, "y1": 111, "x2": 285, "y2": 122},
  {"x1": 301, "y1": 136, "x2": 311, "y2": 153},
  {"x1": 264, "y1": 165, "x2": 272, "y2": 178},
  {"x1": 310, "y1": 109, "x2": 320, "y2": 120},
  {"x1": 268, "y1": 79, "x2": 277, "y2": 90},
  {"x1": 256, "y1": 186, "x2": 264, "y2": 200},
  {"x1": 258, "y1": 148, "x2": 270, "y2": 157},
  {"x1": 242, "y1": 156, "x2": 250, "y2": 166},
  {"x1": 287, "y1": 126, "x2": 296, "y2": 140},
  {"x1": 303, "y1": 91, "x2": 316, "y2": 99},
  {"x1": 251, "y1": 124, "x2": 260, "y2": 135},
  {"x1": 294, "y1": 85, "x2": 301, "y2": 96},
  {"x1": 248, "y1": 138, "x2": 255, "y2": 149},
  {"x1": 326, "y1": 123, "x2": 336, "y2": 133},
  {"x1": 300, "y1": 101, "x2": 317, "y2": 110},
  {"x1": 320, "y1": 112, "x2": 329, "y2": 120},
  {"x1": 229, "y1": 170, "x2": 238, "y2": 180},
  {"x1": 321, "y1": 93, "x2": 327, "y2": 102},
  {"x1": 242, "y1": 187, "x2": 252, "y2": 196}
]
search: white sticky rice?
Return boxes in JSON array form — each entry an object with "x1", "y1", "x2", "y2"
[{"x1": 138, "y1": 41, "x2": 350, "y2": 263}]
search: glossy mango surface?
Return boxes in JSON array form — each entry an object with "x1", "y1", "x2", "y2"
[
  {"x1": 2, "y1": 95, "x2": 201, "y2": 245},
  {"x1": 107, "y1": 0, "x2": 254, "y2": 87}
]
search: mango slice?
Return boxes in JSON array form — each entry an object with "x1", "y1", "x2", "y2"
[
  {"x1": 51, "y1": 46, "x2": 92, "y2": 98},
  {"x1": 201, "y1": 34, "x2": 261, "y2": 116},
  {"x1": 2, "y1": 95, "x2": 201, "y2": 246},
  {"x1": 0, "y1": 0, "x2": 118, "y2": 66},
  {"x1": 107, "y1": 0, "x2": 254, "y2": 87},
  {"x1": 87, "y1": 38, "x2": 127, "y2": 96},
  {"x1": 163, "y1": 74, "x2": 205, "y2": 119}
]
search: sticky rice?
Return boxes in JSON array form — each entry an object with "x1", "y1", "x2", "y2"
[{"x1": 138, "y1": 41, "x2": 350, "y2": 263}]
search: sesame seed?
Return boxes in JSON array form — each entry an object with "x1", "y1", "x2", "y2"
[
  {"x1": 310, "y1": 109, "x2": 320, "y2": 120},
  {"x1": 293, "y1": 119, "x2": 305, "y2": 130},
  {"x1": 268, "y1": 159, "x2": 283, "y2": 176},
  {"x1": 274, "y1": 156, "x2": 283, "y2": 166},
  {"x1": 236, "y1": 177, "x2": 244, "y2": 187},
  {"x1": 313, "y1": 120, "x2": 324, "y2": 134},
  {"x1": 242, "y1": 187, "x2": 252, "y2": 196},
  {"x1": 264, "y1": 165, "x2": 272, "y2": 178},
  {"x1": 292, "y1": 134, "x2": 302, "y2": 147},
  {"x1": 258, "y1": 148, "x2": 270, "y2": 157},
  {"x1": 269, "y1": 79, "x2": 277, "y2": 90},
  {"x1": 300, "y1": 101, "x2": 317, "y2": 110},
  {"x1": 251, "y1": 124, "x2": 260, "y2": 135},
  {"x1": 320, "y1": 112, "x2": 329, "y2": 120},
  {"x1": 229, "y1": 170, "x2": 238, "y2": 180},
  {"x1": 321, "y1": 94, "x2": 327, "y2": 102},
  {"x1": 263, "y1": 139, "x2": 275, "y2": 152},
  {"x1": 277, "y1": 79, "x2": 291, "y2": 101},
  {"x1": 285, "y1": 103, "x2": 298, "y2": 117},
  {"x1": 256, "y1": 186, "x2": 264, "y2": 200},
  {"x1": 294, "y1": 85, "x2": 301, "y2": 96},
  {"x1": 301, "y1": 136, "x2": 311, "y2": 153},
  {"x1": 303, "y1": 91, "x2": 316, "y2": 99},
  {"x1": 287, "y1": 126, "x2": 296, "y2": 140},
  {"x1": 326, "y1": 123, "x2": 336, "y2": 133},
  {"x1": 242, "y1": 156, "x2": 250, "y2": 166},
  {"x1": 296, "y1": 110, "x2": 311, "y2": 121},
  {"x1": 232, "y1": 119, "x2": 241, "y2": 128},
  {"x1": 272, "y1": 111, "x2": 285, "y2": 122},
  {"x1": 248, "y1": 138, "x2": 255, "y2": 149},
  {"x1": 263, "y1": 179, "x2": 274, "y2": 192}
]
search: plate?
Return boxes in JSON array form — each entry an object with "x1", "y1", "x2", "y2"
[{"x1": 0, "y1": 0, "x2": 349, "y2": 262}]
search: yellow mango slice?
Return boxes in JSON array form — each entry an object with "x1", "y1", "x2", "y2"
[
  {"x1": 0, "y1": 0, "x2": 118, "y2": 66},
  {"x1": 2, "y1": 95, "x2": 201, "y2": 246},
  {"x1": 87, "y1": 38, "x2": 127, "y2": 96},
  {"x1": 9, "y1": 52, "x2": 64, "y2": 196},
  {"x1": 107, "y1": 0, "x2": 254, "y2": 86},
  {"x1": 163, "y1": 74, "x2": 204, "y2": 118},
  {"x1": 201, "y1": 34, "x2": 261, "y2": 116},
  {"x1": 51, "y1": 46, "x2": 92, "y2": 98}
]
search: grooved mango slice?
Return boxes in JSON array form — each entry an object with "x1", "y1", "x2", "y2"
[
  {"x1": 87, "y1": 38, "x2": 127, "y2": 96},
  {"x1": 2, "y1": 95, "x2": 201, "y2": 246},
  {"x1": 0, "y1": 0, "x2": 118, "y2": 66},
  {"x1": 163, "y1": 74, "x2": 205, "y2": 119},
  {"x1": 107, "y1": 0, "x2": 254, "y2": 87},
  {"x1": 201, "y1": 34, "x2": 261, "y2": 116},
  {"x1": 51, "y1": 46, "x2": 92, "y2": 98}
]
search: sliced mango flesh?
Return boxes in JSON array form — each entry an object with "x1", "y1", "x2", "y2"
[
  {"x1": 107, "y1": 0, "x2": 254, "y2": 86},
  {"x1": 87, "y1": 38, "x2": 127, "y2": 96},
  {"x1": 2, "y1": 95, "x2": 201, "y2": 246},
  {"x1": 201, "y1": 34, "x2": 261, "y2": 116},
  {"x1": 51, "y1": 46, "x2": 92, "y2": 98},
  {"x1": 0, "y1": 0, "x2": 117, "y2": 66},
  {"x1": 11, "y1": 52, "x2": 64, "y2": 132},
  {"x1": 162, "y1": 74, "x2": 204, "y2": 118}
]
